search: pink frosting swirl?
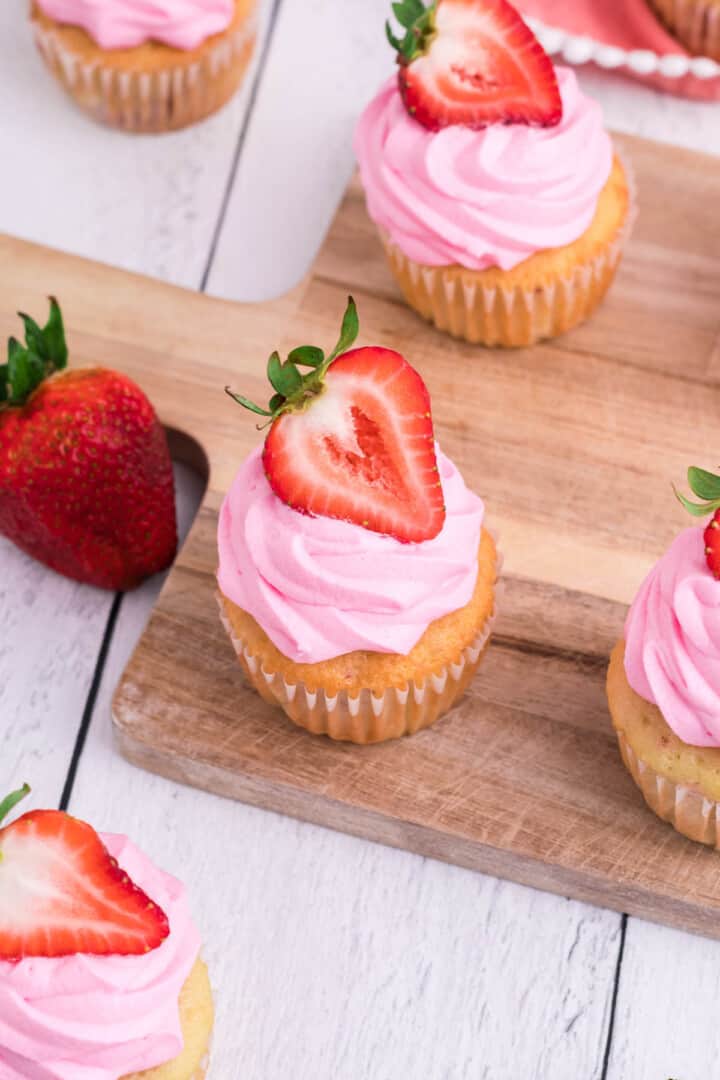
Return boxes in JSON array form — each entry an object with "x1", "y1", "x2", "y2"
[
  {"x1": 34, "y1": 0, "x2": 234, "y2": 50},
  {"x1": 0, "y1": 834, "x2": 202, "y2": 1079},
  {"x1": 353, "y1": 67, "x2": 613, "y2": 271},
  {"x1": 624, "y1": 527, "x2": 720, "y2": 746},
  {"x1": 217, "y1": 445, "x2": 485, "y2": 664}
]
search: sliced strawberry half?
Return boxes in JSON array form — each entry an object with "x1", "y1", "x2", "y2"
[
  {"x1": 388, "y1": 0, "x2": 562, "y2": 132},
  {"x1": 264, "y1": 347, "x2": 445, "y2": 543},
  {"x1": 226, "y1": 300, "x2": 446, "y2": 543},
  {"x1": 705, "y1": 512, "x2": 720, "y2": 579},
  {"x1": 0, "y1": 786, "x2": 169, "y2": 961}
]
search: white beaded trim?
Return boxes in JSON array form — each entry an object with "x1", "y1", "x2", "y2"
[{"x1": 525, "y1": 16, "x2": 720, "y2": 80}]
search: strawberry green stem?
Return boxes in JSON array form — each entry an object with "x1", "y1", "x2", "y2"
[
  {"x1": 386, "y1": 0, "x2": 437, "y2": 63},
  {"x1": 675, "y1": 466, "x2": 720, "y2": 518},
  {"x1": 0, "y1": 298, "x2": 68, "y2": 410},
  {"x1": 226, "y1": 296, "x2": 359, "y2": 426},
  {"x1": 0, "y1": 784, "x2": 30, "y2": 828}
]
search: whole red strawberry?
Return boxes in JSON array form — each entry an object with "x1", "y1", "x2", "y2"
[
  {"x1": 0, "y1": 784, "x2": 169, "y2": 961},
  {"x1": 676, "y1": 465, "x2": 720, "y2": 579},
  {"x1": 386, "y1": 0, "x2": 562, "y2": 132},
  {"x1": 226, "y1": 298, "x2": 446, "y2": 543},
  {"x1": 0, "y1": 299, "x2": 177, "y2": 590}
]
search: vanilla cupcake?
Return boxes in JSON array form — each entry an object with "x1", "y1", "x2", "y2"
[
  {"x1": 607, "y1": 468, "x2": 720, "y2": 845},
  {"x1": 31, "y1": 0, "x2": 258, "y2": 132},
  {"x1": 218, "y1": 299, "x2": 498, "y2": 744},
  {"x1": 354, "y1": 0, "x2": 632, "y2": 347},
  {"x1": 0, "y1": 786, "x2": 213, "y2": 1077},
  {"x1": 647, "y1": 0, "x2": 720, "y2": 60}
]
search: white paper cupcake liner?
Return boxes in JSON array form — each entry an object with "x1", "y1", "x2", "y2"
[
  {"x1": 218, "y1": 542, "x2": 503, "y2": 744},
  {"x1": 617, "y1": 731, "x2": 720, "y2": 847},
  {"x1": 32, "y1": 11, "x2": 258, "y2": 132},
  {"x1": 380, "y1": 156, "x2": 637, "y2": 348}
]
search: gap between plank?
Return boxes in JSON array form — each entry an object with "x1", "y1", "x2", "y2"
[
  {"x1": 59, "y1": 593, "x2": 123, "y2": 812},
  {"x1": 600, "y1": 913, "x2": 628, "y2": 1080},
  {"x1": 199, "y1": 0, "x2": 285, "y2": 294}
]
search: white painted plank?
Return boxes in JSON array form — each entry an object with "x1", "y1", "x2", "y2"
[
  {"x1": 59, "y1": 467, "x2": 620, "y2": 1080},
  {"x1": 0, "y1": 0, "x2": 275, "y2": 289},
  {"x1": 0, "y1": 535, "x2": 111, "y2": 808},
  {"x1": 607, "y1": 918, "x2": 720, "y2": 1080},
  {"x1": 205, "y1": 0, "x2": 393, "y2": 301},
  {"x1": 206, "y1": 0, "x2": 720, "y2": 302}
]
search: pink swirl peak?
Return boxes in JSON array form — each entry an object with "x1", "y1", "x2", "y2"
[
  {"x1": 217, "y1": 445, "x2": 485, "y2": 664},
  {"x1": 34, "y1": 0, "x2": 235, "y2": 50},
  {"x1": 0, "y1": 834, "x2": 202, "y2": 1079},
  {"x1": 624, "y1": 527, "x2": 720, "y2": 746},
  {"x1": 353, "y1": 67, "x2": 613, "y2": 271}
]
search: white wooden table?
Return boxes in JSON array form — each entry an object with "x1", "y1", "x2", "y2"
[{"x1": 1, "y1": 3, "x2": 719, "y2": 1077}]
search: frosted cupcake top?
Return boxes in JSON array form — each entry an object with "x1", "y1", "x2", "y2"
[
  {"x1": 624, "y1": 527, "x2": 720, "y2": 746},
  {"x1": 217, "y1": 445, "x2": 484, "y2": 664},
  {"x1": 34, "y1": 0, "x2": 235, "y2": 50},
  {"x1": 0, "y1": 834, "x2": 202, "y2": 1078},
  {"x1": 354, "y1": 67, "x2": 613, "y2": 271}
]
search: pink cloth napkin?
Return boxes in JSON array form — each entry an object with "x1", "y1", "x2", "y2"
[{"x1": 517, "y1": 0, "x2": 720, "y2": 100}]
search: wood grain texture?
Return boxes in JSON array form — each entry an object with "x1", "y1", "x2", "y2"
[{"x1": 606, "y1": 917, "x2": 720, "y2": 1080}]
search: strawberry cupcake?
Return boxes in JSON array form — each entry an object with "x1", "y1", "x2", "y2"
[
  {"x1": 647, "y1": 0, "x2": 720, "y2": 60},
  {"x1": 218, "y1": 299, "x2": 499, "y2": 744},
  {"x1": 0, "y1": 785, "x2": 213, "y2": 1077},
  {"x1": 607, "y1": 467, "x2": 720, "y2": 846},
  {"x1": 354, "y1": 0, "x2": 632, "y2": 347},
  {"x1": 30, "y1": 0, "x2": 258, "y2": 132}
]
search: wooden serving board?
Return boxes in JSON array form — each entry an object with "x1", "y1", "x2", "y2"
[{"x1": 3, "y1": 132, "x2": 720, "y2": 939}]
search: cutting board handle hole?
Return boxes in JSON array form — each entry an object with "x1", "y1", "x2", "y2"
[{"x1": 166, "y1": 427, "x2": 210, "y2": 492}]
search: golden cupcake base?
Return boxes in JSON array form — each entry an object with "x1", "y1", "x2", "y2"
[
  {"x1": 608, "y1": 640, "x2": 720, "y2": 848},
  {"x1": 31, "y1": 0, "x2": 258, "y2": 133},
  {"x1": 126, "y1": 958, "x2": 213, "y2": 1080},
  {"x1": 220, "y1": 596, "x2": 495, "y2": 743},
  {"x1": 381, "y1": 155, "x2": 633, "y2": 347},
  {"x1": 218, "y1": 530, "x2": 500, "y2": 744},
  {"x1": 648, "y1": 0, "x2": 720, "y2": 60}
]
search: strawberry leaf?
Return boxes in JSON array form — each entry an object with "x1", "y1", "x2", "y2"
[
  {"x1": 0, "y1": 784, "x2": 30, "y2": 827},
  {"x1": 674, "y1": 488, "x2": 720, "y2": 518},
  {"x1": 688, "y1": 466, "x2": 720, "y2": 502},
  {"x1": 393, "y1": 0, "x2": 424, "y2": 28},
  {"x1": 276, "y1": 362, "x2": 302, "y2": 397},
  {"x1": 267, "y1": 351, "x2": 284, "y2": 393},
  {"x1": 227, "y1": 297, "x2": 363, "y2": 423},
  {"x1": 18, "y1": 313, "x2": 48, "y2": 361},
  {"x1": 7, "y1": 338, "x2": 44, "y2": 406},
  {"x1": 224, "y1": 388, "x2": 272, "y2": 417},
  {"x1": 386, "y1": 0, "x2": 436, "y2": 62},
  {"x1": 1, "y1": 299, "x2": 69, "y2": 408},
  {"x1": 326, "y1": 296, "x2": 359, "y2": 365},
  {"x1": 43, "y1": 298, "x2": 68, "y2": 370},
  {"x1": 288, "y1": 346, "x2": 324, "y2": 368}
]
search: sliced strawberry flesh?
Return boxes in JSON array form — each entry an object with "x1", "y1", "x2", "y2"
[
  {"x1": 705, "y1": 513, "x2": 720, "y2": 579},
  {"x1": 263, "y1": 347, "x2": 445, "y2": 544},
  {"x1": 400, "y1": 0, "x2": 562, "y2": 131},
  {"x1": 0, "y1": 810, "x2": 169, "y2": 961}
]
